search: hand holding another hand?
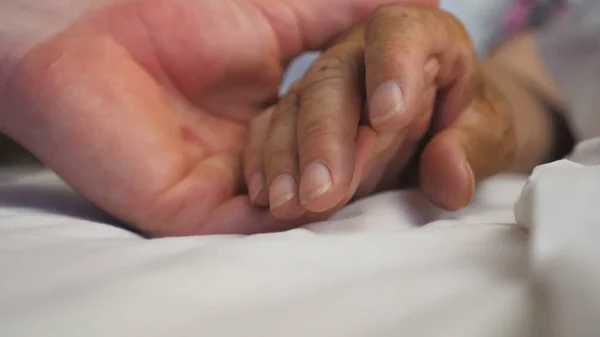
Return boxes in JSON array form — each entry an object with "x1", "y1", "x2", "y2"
[
  {"x1": 0, "y1": 0, "x2": 437, "y2": 236},
  {"x1": 244, "y1": 5, "x2": 517, "y2": 221}
]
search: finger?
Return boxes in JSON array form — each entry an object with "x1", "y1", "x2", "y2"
[
  {"x1": 368, "y1": 71, "x2": 438, "y2": 186},
  {"x1": 201, "y1": 196, "x2": 299, "y2": 235},
  {"x1": 354, "y1": 68, "x2": 438, "y2": 196},
  {"x1": 295, "y1": 35, "x2": 365, "y2": 213},
  {"x1": 263, "y1": 93, "x2": 306, "y2": 219},
  {"x1": 420, "y1": 90, "x2": 516, "y2": 210},
  {"x1": 244, "y1": 108, "x2": 274, "y2": 206},
  {"x1": 204, "y1": 194, "x2": 348, "y2": 235},
  {"x1": 355, "y1": 132, "x2": 404, "y2": 197},
  {"x1": 254, "y1": 0, "x2": 439, "y2": 61},
  {"x1": 364, "y1": 5, "x2": 474, "y2": 133},
  {"x1": 407, "y1": 61, "x2": 439, "y2": 139}
]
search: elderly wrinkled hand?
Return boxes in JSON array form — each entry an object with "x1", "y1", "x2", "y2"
[{"x1": 244, "y1": 4, "x2": 516, "y2": 221}]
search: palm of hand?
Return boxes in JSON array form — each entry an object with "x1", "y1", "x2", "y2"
[{"x1": 6, "y1": 0, "x2": 293, "y2": 236}]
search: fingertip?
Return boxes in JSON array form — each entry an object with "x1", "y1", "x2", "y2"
[
  {"x1": 368, "y1": 81, "x2": 415, "y2": 133},
  {"x1": 269, "y1": 173, "x2": 297, "y2": 208},
  {"x1": 299, "y1": 161, "x2": 355, "y2": 214},
  {"x1": 368, "y1": 58, "x2": 441, "y2": 134},
  {"x1": 203, "y1": 196, "x2": 300, "y2": 235},
  {"x1": 420, "y1": 132, "x2": 474, "y2": 210},
  {"x1": 299, "y1": 162, "x2": 333, "y2": 208},
  {"x1": 268, "y1": 173, "x2": 305, "y2": 220},
  {"x1": 369, "y1": 81, "x2": 405, "y2": 124}
]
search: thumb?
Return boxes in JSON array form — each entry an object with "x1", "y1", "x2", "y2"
[
  {"x1": 251, "y1": 0, "x2": 439, "y2": 60},
  {"x1": 419, "y1": 100, "x2": 517, "y2": 210}
]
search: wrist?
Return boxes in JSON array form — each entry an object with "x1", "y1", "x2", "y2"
[
  {"x1": 482, "y1": 60, "x2": 562, "y2": 173},
  {"x1": 0, "y1": 0, "x2": 107, "y2": 83}
]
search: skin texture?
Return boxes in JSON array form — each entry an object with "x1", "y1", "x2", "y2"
[
  {"x1": 0, "y1": 0, "x2": 438, "y2": 237},
  {"x1": 485, "y1": 31, "x2": 567, "y2": 172},
  {"x1": 244, "y1": 5, "x2": 520, "y2": 221}
]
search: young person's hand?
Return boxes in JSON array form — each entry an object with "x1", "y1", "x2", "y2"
[{"x1": 244, "y1": 4, "x2": 517, "y2": 220}]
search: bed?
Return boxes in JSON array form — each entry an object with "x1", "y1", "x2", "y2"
[
  {"x1": 2, "y1": 1, "x2": 599, "y2": 336},
  {"x1": 3, "y1": 143, "x2": 600, "y2": 337}
]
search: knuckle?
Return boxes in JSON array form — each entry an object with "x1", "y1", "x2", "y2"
[
  {"x1": 269, "y1": 106, "x2": 294, "y2": 131},
  {"x1": 267, "y1": 92, "x2": 299, "y2": 131},
  {"x1": 365, "y1": 8, "x2": 428, "y2": 59},
  {"x1": 297, "y1": 118, "x2": 337, "y2": 148},
  {"x1": 299, "y1": 52, "x2": 361, "y2": 111},
  {"x1": 301, "y1": 54, "x2": 351, "y2": 94},
  {"x1": 371, "y1": 4, "x2": 424, "y2": 27},
  {"x1": 311, "y1": 54, "x2": 348, "y2": 75}
]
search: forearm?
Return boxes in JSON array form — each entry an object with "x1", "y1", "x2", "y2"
[
  {"x1": 0, "y1": 1, "x2": 87, "y2": 163},
  {"x1": 481, "y1": 31, "x2": 572, "y2": 173}
]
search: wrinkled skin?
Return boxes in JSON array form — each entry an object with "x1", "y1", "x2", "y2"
[
  {"x1": 243, "y1": 5, "x2": 517, "y2": 221},
  {"x1": 0, "y1": 0, "x2": 438, "y2": 236}
]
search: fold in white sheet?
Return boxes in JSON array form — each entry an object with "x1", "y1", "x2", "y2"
[
  {"x1": 516, "y1": 139, "x2": 600, "y2": 337},
  {"x1": 2, "y1": 143, "x2": 600, "y2": 336},
  {"x1": 0, "y1": 169, "x2": 529, "y2": 337}
]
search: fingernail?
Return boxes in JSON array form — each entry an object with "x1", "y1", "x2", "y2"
[
  {"x1": 269, "y1": 173, "x2": 297, "y2": 209},
  {"x1": 369, "y1": 81, "x2": 405, "y2": 125},
  {"x1": 300, "y1": 162, "x2": 332, "y2": 204},
  {"x1": 248, "y1": 172, "x2": 265, "y2": 202}
]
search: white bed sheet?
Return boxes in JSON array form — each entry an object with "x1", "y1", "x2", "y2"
[
  {"x1": 0, "y1": 167, "x2": 531, "y2": 337},
  {"x1": 3, "y1": 140, "x2": 600, "y2": 337},
  {"x1": 4, "y1": 3, "x2": 600, "y2": 335}
]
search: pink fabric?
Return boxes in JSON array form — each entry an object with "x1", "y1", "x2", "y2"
[
  {"x1": 501, "y1": 0, "x2": 567, "y2": 37},
  {"x1": 502, "y1": 0, "x2": 535, "y2": 33}
]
